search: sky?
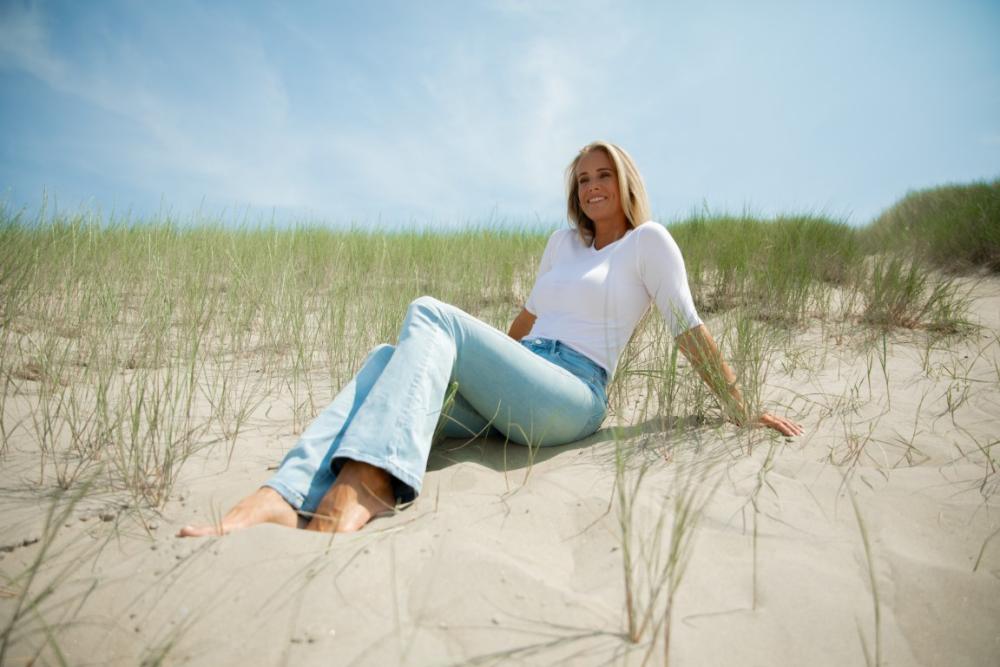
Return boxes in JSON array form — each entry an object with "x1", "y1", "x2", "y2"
[{"x1": 1, "y1": 0, "x2": 998, "y2": 229}]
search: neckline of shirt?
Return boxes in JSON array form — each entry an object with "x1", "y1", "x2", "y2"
[{"x1": 589, "y1": 228, "x2": 633, "y2": 253}]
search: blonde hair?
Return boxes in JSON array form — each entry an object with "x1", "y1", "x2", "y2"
[{"x1": 566, "y1": 141, "x2": 652, "y2": 244}]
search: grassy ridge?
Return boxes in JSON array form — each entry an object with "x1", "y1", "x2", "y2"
[
  {"x1": 672, "y1": 214, "x2": 863, "y2": 324},
  {"x1": 865, "y1": 178, "x2": 1000, "y2": 272}
]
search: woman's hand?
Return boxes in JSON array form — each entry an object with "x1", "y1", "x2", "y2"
[
  {"x1": 675, "y1": 326, "x2": 803, "y2": 437},
  {"x1": 756, "y1": 412, "x2": 803, "y2": 437}
]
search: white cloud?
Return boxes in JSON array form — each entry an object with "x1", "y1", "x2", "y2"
[
  {"x1": 0, "y1": 2, "x2": 316, "y2": 212},
  {"x1": 0, "y1": 2, "x2": 66, "y2": 86}
]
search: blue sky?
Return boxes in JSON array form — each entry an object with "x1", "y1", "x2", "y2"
[{"x1": 1, "y1": 0, "x2": 998, "y2": 228}]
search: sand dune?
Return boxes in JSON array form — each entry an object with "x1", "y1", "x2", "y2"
[{"x1": 2, "y1": 278, "x2": 999, "y2": 666}]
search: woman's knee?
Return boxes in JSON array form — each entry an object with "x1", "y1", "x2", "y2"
[
  {"x1": 407, "y1": 295, "x2": 463, "y2": 325},
  {"x1": 408, "y1": 295, "x2": 445, "y2": 315}
]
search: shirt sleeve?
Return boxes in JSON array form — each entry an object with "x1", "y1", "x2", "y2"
[
  {"x1": 635, "y1": 223, "x2": 703, "y2": 336},
  {"x1": 524, "y1": 228, "x2": 567, "y2": 315}
]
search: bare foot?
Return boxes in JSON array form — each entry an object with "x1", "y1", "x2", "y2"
[
  {"x1": 177, "y1": 487, "x2": 298, "y2": 537},
  {"x1": 305, "y1": 460, "x2": 396, "y2": 533}
]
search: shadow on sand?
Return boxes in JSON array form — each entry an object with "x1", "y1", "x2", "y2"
[{"x1": 425, "y1": 415, "x2": 708, "y2": 476}]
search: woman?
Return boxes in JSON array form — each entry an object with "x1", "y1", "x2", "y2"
[{"x1": 178, "y1": 141, "x2": 802, "y2": 537}]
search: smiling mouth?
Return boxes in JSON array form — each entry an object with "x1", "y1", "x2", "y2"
[{"x1": 587, "y1": 196, "x2": 607, "y2": 204}]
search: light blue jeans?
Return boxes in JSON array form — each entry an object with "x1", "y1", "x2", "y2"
[{"x1": 264, "y1": 296, "x2": 608, "y2": 513}]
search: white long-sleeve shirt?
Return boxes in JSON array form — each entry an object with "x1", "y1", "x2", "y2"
[{"x1": 524, "y1": 222, "x2": 702, "y2": 375}]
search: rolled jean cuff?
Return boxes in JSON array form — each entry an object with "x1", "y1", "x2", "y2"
[
  {"x1": 262, "y1": 479, "x2": 306, "y2": 512},
  {"x1": 332, "y1": 449, "x2": 421, "y2": 503}
]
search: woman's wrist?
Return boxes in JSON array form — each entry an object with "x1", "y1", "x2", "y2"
[{"x1": 724, "y1": 383, "x2": 750, "y2": 425}]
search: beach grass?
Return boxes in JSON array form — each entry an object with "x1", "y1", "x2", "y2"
[
  {"x1": 1, "y1": 176, "x2": 998, "y2": 661},
  {"x1": 0, "y1": 213, "x2": 545, "y2": 506},
  {"x1": 0, "y1": 196, "x2": 985, "y2": 522}
]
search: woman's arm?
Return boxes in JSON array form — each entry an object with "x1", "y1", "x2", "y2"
[
  {"x1": 675, "y1": 324, "x2": 802, "y2": 437},
  {"x1": 508, "y1": 308, "x2": 536, "y2": 341}
]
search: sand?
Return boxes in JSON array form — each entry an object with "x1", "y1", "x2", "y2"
[{"x1": 2, "y1": 277, "x2": 999, "y2": 666}]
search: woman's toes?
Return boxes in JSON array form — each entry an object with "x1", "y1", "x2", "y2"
[{"x1": 177, "y1": 524, "x2": 221, "y2": 538}]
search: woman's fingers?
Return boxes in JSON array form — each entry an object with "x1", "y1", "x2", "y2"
[
  {"x1": 775, "y1": 416, "x2": 803, "y2": 436},
  {"x1": 733, "y1": 411, "x2": 804, "y2": 436},
  {"x1": 758, "y1": 412, "x2": 804, "y2": 437}
]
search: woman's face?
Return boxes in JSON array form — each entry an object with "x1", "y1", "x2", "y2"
[{"x1": 575, "y1": 149, "x2": 623, "y2": 223}]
